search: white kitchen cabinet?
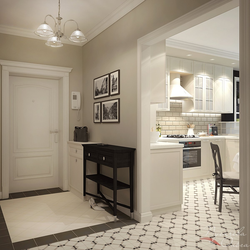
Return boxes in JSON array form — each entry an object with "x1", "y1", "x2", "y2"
[
  {"x1": 157, "y1": 72, "x2": 170, "y2": 111},
  {"x1": 168, "y1": 56, "x2": 193, "y2": 74},
  {"x1": 150, "y1": 41, "x2": 166, "y2": 104},
  {"x1": 150, "y1": 147, "x2": 183, "y2": 214},
  {"x1": 225, "y1": 139, "x2": 239, "y2": 172},
  {"x1": 193, "y1": 61, "x2": 214, "y2": 78},
  {"x1": 214, "y1": 65, "x2": 233, "y2": 113},
  {"x1": 182, "y1": 75, "x2": 214, "y2": 112}
]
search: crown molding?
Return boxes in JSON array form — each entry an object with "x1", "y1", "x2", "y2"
[
  {"x1": 166, "y1": 38, "x2": 239, "y2": 61},
  {"x1": 0, "y1": 0, "x2": 145, "y2": 46},
  {"x1": 86, "y1": 0, "x2": 145, "y2": 41}
]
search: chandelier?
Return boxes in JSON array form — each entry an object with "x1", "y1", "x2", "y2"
[{"x1": 35, "y1": 0, "x2": 87, "y2": 47}]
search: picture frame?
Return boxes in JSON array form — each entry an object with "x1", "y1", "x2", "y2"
[
  {"x1": 93, "y1": 74, "x2": 109, "y2": 99},
  {"x1": 93, "y1": 102, "x2": 101, "y2": 123},
  {"x1": 110, "y1": 70, "x2": 120, "y2": 96},
  {"x1": 102, "y1": 98, "x2": 120, "y2": 123}
]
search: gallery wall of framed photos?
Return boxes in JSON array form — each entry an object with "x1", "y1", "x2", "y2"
[{"x1": 93, "y1": 70, "x2": 120, "y2": 123}]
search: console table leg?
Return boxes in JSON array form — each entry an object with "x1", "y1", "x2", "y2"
[
  {"x1": 130, "y1": 154, "x2": 134, "y2": 214},
  {"x1": 113, "y1": 166, "x2": 117, "y2": 219},
  {"x1": 83, "y1": 159, "x2": 86, "y2": 196},
  {"x1": 97, "y1": 163, "x2": 100, "y2": 194}
]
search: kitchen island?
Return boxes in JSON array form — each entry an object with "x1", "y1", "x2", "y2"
[{"x1": 150, "y1": 142, "x2": 183, "y2": 215}]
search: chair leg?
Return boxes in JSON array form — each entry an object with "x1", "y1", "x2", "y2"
[
  {"x1": 214, "y1": 181, "x2": 217, "y2": 204},
  {"x1": 219, "y1": 184, "x2": 223, "y2": 212}
]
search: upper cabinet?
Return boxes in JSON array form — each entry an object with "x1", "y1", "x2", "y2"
[
  {"x1": 193, "y1": 61, "x2": 214, "y2": 78},
  {"x1": 168, "y1": 56, "x2": 193, "y2": 74},
  {"x1": 157, "y1": 72, "x2": 170, "y2": 110},
  {"x1": 150, "y1": 41, "x2": 166, "y2": 104},
  {"x1": 214, "y1": 65, "x2": 233, "y2": 113},
  {"x1": 182, "y1": 74, "x2": 214, "y2": 112},
  {"x1": 182, "y1": 61, "x2": 233, "y2": 113},
  {"x1": 153, "y1": 55, "x2": 234, "y2": 113}
]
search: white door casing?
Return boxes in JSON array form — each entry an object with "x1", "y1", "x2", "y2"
[
  {"x1": 9, "y1": 76, "x2": 59, "y2": 192},
  {"x1": 1, "y1": 60, "x2": 71, "y2": 199}
]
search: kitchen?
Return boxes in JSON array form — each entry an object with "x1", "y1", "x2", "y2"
[
  {"x1": 0, "y1": 0, "x2": 249, "y2": 248},
  {"x1": 148, "y1": 7, "x2": 240, "y2": 215}
]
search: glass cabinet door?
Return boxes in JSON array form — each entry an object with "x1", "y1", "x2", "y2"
[
  {"x1": 205, "y1": 77, "x2": 213, "y2": 111},
  {"x1": 194, "y1": 76, "x2": 203, "y2": 111}
]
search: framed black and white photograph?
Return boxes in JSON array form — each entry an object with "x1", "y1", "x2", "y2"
[
  {"x1": 102, "y1": 98, "x2": 120, "y2": 123},
  {"x1": 110, "y1": 70, "x2": 120, "y2": 96},
  {"x1": 93, "y1": 74, "x2": 109, "y2": 99},
  {"x1": 93, "y1": 102, "x2": 101, "y2": 123}
]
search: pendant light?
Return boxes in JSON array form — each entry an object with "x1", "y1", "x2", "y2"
[{"x1": 35, "y1": 0, "x2": 87, "y2": 47}]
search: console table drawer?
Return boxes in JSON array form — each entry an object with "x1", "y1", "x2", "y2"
[
  {"x1": 84, "y1": 150, "x2": 98, "y2": 161},
  {"x1": 98, "y1": 151, "x2": 113, "y2": 166}
]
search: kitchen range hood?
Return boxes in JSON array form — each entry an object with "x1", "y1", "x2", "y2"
[{"x1": 170, "y1": 73, "x2": 193, "y2": 100}]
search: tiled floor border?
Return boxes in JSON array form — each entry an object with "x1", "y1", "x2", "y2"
[{"x1": 0, "y1": 188, "x2": 137, "y2": 250}]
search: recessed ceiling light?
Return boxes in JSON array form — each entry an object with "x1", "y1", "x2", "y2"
[
  {"x1": 232, "y1": 62, "x2": 235, "y2": 65},
  {"x1": 187, "y1": 54, "x2": 192, "y2": 57},
  {"x1": 210, "y1": 59, "x2": 215, "y2": 61}
]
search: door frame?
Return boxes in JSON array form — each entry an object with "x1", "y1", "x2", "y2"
[
  {"x1": 136, "y1": 0, "x2": 238, "y2": 223},
  {"x1": 0, "y1": 60, "x2": 72, "y2": 199}
]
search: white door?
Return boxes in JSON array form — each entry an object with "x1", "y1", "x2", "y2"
[{"x1": 9, "y1": 75, "x2": 59, "y2": 193}]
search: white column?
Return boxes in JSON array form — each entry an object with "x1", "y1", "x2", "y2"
[{"x1": 239, "y1": 0, "x2": 250, "y2": 247}]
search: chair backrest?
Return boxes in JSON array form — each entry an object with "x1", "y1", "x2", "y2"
[{"x1": 210, "y1": 142, "x2": 223, "y2": 180}]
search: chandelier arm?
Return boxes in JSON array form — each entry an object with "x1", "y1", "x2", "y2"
[
  {"x1": 63, "y1": 19, "x2": 79, "y2": 37},
  {"x1": 44, "y1": 14, "x2": 57, "y2": 32}
]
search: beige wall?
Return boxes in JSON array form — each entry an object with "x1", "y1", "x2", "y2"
[
  {"x1": 82, "y1": 0, "x2": 211, "y2": 145},
  {"x1": 0, "y1": 33, "x2": 83, "y2": 192},
  {"x1": 0, "y1": 0, "x2": 211, "y2": 197},
  {"x1": 81, "y1": 0, "x2": 211, "y2": 210}
]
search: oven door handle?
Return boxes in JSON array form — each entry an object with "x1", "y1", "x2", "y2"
[{"x1": 183, "y1": 147, "x2": 201, "y2": 150}]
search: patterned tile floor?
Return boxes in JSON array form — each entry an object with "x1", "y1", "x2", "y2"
[{"x1": 28, "y1": 178, "x2": 240, "y2": 250}]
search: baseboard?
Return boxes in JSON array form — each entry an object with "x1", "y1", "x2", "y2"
[
  {"x1": 69, "y1": 187, "x2": 83, "y2": 200},
  {"x1": 151, "y1": 205, "x2": 182, "y2": 217},
  {"x1": 134, "y1": 210, "x2": 153, "y2": 223}
]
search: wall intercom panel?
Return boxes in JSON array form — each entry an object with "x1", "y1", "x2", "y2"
[{"x1": 71, "y1": 92, "x2": 81, "y2": 109}]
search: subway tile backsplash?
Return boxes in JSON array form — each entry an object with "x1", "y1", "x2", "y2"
[{"x1": 156, "y1": 102, "x2": 221, "y2": 135}]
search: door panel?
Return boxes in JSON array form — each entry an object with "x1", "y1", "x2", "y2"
[{"x1": 10, "y1": 76, "x2": 59, "y2": 192}]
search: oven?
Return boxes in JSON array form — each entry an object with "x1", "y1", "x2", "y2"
[{"x1": 179, "y1": 141, "x2": 201, "y2": 168}]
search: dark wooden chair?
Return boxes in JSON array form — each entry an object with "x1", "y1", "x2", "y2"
[{"x1": 210, "y1": 142, "x2": 239, "y2": 212}]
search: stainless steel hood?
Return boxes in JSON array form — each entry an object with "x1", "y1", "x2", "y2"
[{"x1": 170, "y1": 73, "x2": 193, "y2": 100}]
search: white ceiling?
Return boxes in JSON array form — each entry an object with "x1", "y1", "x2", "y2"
[
  {"x1": 0, "y1": 1, "x2": 239, "y2": 69},
  {"x1": 166, "y1": 7, "x2": 239, "y2": 69},
  {"x1": 0, "y1": 0, "x2": 144, "y2": 45}
]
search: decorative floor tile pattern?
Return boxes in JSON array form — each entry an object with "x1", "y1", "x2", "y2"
[{"x1": 27, "y1": 178, "x2": 240, "y2": 250}]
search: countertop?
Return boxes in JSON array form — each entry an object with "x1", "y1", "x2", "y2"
[
  {"x1": 150, "y1": 142, "x2": 184, "y2": 150},
  {"x1": 158, "y1": 135, "x2": 239, "y2": 143},
  {"x1": 151, "y1": 135, "x2": 239, "y2": 149}
]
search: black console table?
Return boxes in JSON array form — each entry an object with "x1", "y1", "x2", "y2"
[{"x1": 83, "y1": 144, "x2": 135, "y2": 221}]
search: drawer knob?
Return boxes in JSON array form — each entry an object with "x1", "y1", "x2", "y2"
[
  {"x1": 88, "y1": 153, "x2": 90, "y2": 157},
  {"x1": 75, "y1": 149, "x2": 77, "y2": 153},
  {"x1": 103, "y1": 156, "x2": 106, "y2": 161},
  {"x1": 75, "y1": 159, "x2": 77, "y2": 163}
]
